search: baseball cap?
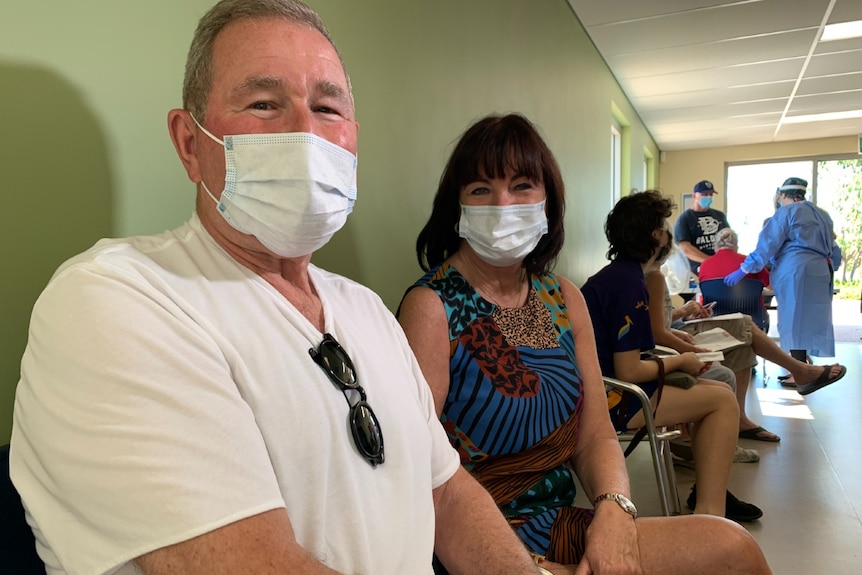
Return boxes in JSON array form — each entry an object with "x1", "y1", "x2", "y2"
[
  {"x1": 778, "y1": 177, "x2": 808, "y2": 195},
  {"x1": 693, "y1": 180, "x2": 717, "y2": 194}
]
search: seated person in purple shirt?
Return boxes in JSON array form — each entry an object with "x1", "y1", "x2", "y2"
[{"x1": 582, "y1": 191, "x2": 762, "y2": 522}]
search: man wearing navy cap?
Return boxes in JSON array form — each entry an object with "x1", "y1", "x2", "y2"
[{"x1": 674, "y1": 180, "x2": 729, "y2": 273}]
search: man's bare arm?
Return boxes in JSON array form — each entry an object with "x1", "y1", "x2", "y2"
[
  {"x1": 136, "y1": 509, "x2": 340, "y2": 575},
  {"x1": 433, "y1": 467, "x2": 541, "y2": 574}
]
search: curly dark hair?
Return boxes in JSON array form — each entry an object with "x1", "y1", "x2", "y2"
[
  {"x1": 415, "y1": 113, "x2": 565, "y2": 276},
  {"x1": 605, "y1": 190, "x2": 675, "y2": 263}
]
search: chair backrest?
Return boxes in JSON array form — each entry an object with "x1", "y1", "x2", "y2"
[
  {"x1": 699, "y1": 278, "x2": 767, "y2": 330},
  {"x1": 1, "y1": 444, "x2": 45, "y2": 574}
]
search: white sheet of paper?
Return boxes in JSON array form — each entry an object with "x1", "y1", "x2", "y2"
[
  {"x1": 683, "y1": 312, "x2": 745, "y2": 325},
  {"x1": 691, "y1": 327, "x2": 746, "y2": 351},
  {"x1": 696, "y1": 351, "x2": 725, "y2": 362}
]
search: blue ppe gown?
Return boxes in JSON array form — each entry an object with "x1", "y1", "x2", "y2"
[{"x1": 740, "y1": 201, "x2": 838, "y2": 357}]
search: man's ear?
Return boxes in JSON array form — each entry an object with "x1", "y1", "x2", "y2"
[{"x1": 167, "y1": 109, "x2": 201, "y2": 183}]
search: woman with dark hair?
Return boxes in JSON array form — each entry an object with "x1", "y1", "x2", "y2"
[
  {"x1": 414, "y1": 114, "x2": 565, "y2": 277},
  {"x1": 399, "y1": 115, "x2": 770, "y2": 574}
]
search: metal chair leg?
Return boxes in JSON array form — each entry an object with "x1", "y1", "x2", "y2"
[{"x1": 603, "y1": 377, "x2": 682, "y2": 516}]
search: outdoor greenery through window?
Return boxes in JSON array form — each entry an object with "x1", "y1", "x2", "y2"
[{"x1": 819, "y1": 159, "x2": 862, "y2": 301}]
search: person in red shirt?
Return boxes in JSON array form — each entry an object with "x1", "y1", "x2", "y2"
[{"x1": 699, "y1": 228, "x2": 770, "y2": 288}]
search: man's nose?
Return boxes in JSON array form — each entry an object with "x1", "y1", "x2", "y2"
[{"x1": 281, "y1": 106, "x2": 314, "y2": 134}]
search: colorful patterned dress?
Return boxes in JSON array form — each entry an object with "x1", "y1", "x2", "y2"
[{"x1": 412, "y1": 263, "x2": 593, "y2": 563}]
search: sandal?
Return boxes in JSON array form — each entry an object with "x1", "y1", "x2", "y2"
[
  {"x1": 797, "y1": 364, "x2": 847, "y2": 396},
  {"x1": 738, "y1": 426, "x2": 780, "y2": 442}
]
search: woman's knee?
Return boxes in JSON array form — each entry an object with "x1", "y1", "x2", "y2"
[
  {"x1": 718, "y1": 388, "x2": 740, "y2": 417},
  {"x1": 716, "y1": 520, "x2": 771, "y2": 573},
  {"x1": 699, "y1": 383, "x2": 739, "y2": 420},
  {"x1": 638, "y1": 516, "x2": 770, "y2": 574}
]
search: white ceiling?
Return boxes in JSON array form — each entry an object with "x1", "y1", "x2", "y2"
[{"x1": 567, "y1": 0, "x2": 862, "y2": 150}]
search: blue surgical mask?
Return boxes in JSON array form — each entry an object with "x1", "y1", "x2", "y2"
[{"x1": 699, "y1": 196, "x2": 714, "y2": 209}]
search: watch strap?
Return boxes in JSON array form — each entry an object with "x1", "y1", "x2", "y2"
[{"x1": 593, "y1": 492, "x2": 638, "y2": 519}]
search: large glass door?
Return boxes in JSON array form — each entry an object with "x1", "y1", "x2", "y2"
[
  {"x1": 726, "y1": 161, "x2": 813, "y2": 253},
  {"x1": 726, "y1": 158, "x2": 862, "y2": 343}
]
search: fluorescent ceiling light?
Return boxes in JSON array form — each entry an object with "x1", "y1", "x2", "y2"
[
  {"x1": 821, "y1": 20, "x2": 862, "y2": 41},
  {"x1": 783, "y1": 110, "x2": 862, "y2": 124}
]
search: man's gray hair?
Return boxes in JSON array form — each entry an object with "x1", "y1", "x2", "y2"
[
  {"x1": 715, "y1": 228, "x2": 739, "y2": 250},
  {"x1": 182, "y1": 0, "x2": 352, "y2": 121}
]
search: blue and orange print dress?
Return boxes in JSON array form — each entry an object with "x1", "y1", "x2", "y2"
[{"x1": 413, "y1": 263, "x2": 593, "y2": 563}]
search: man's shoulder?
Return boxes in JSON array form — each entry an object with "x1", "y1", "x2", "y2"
[
  {"x1": 310, "y1": 265, "x2": 389, "y2": 311},
  {"x1": 692, "y1": 208, "x2": 726, "y2": 220},
  {"x1": 674, "y1": 209, "x2": 698, "y2": 230},
  {"x1": 53, "y1": 220, "x2": 186, "y2": 268},
  {"x1": 56, "y1": 218, "x2": 202, "y2": 272}
]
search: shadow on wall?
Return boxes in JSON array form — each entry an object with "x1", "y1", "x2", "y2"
[
  {"x1": 311, "y1": 212, "x2": 364, "y2": 286},
  {"x1": 0, "y1": 63, "x2": 113, "y2": 443}
]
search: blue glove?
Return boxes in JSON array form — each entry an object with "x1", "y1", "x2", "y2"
[{"x1": 724, "y1": 269, "x2": 746, "y2": 286}]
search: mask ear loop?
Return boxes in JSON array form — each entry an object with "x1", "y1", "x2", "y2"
[
  {"x1": 190, "y1": 114, "x2": 225, "y2": 146},
  {"x1": 189, "y1": 113, "x2": 225, "y2": 205}
]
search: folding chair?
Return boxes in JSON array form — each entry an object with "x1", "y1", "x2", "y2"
[{"x1": 603, "y1": 377, "x2": 682, "y2": 516}]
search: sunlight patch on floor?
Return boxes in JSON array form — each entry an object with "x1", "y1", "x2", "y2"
[{"x1": 755, "y1": 387, "x2": 814, "y2": 420}]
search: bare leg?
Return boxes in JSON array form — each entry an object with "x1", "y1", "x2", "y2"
[
  {"x1": 732, "y1": 367, "x2": 780, "y2": 440},
  {"x1": 733, "y1": 367, "x2": 754, "y2": 428},
  {"x1": 635, "y1": 515, "x2": 772, "y2": 574},
  {"x1": 749, "y1": 325, "x2": 843, "y2": 384},
  {"x1": 543, "y1": 514, "x2": 772, "y2": 574},
  {"x1": 628, "y1": 383, "x2": 738, "y2": 516}
]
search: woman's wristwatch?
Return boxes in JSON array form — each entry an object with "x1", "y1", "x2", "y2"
[{"x1": 593, "y1": 492, "x2": 638, "y2": 519}]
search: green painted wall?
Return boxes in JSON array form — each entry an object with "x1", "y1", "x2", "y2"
[{"x1": 0, "y1": 0, "x2": 657, "y2": 443}]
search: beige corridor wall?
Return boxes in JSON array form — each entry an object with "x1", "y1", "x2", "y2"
[
  {"x1": 0, "y1": 0, "x2": 657, "y2": 443},
  {"x1": 659, "y1": 136, "x2": 859, "y2": 219},
  {"x1": 310, "y1": 0, "x2": 659, "y2": 303}
]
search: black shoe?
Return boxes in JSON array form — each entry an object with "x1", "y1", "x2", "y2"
[{"x1": 686, "y1": 484, "x2": 763, "y2": 522}]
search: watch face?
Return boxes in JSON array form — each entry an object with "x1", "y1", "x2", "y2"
[
  {"x1": 619, "y1": 496, "x2": 637, "y2": 514},
  {"x1": 597, "y1": 493, "x2": 638, "y2": 518}
]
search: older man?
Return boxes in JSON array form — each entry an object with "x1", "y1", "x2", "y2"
[
  {"x1": 9, "y1": 2, "x2": 541, "y2": 573},
  {"x1": 699, "y1": 228, "x2": 769, "y2": 288}
]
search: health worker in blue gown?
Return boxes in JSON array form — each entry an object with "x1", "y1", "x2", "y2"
[{"x1": 725, "y1": 177, "x2": 840, "y2": 361}]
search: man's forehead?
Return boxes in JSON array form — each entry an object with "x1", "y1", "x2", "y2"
[
  {"x1": 232, "y1": 74, "x2": 347, "y2": 98},
  {"x1": 213, "y1": 18, "x2": 345, "y2": 77}
]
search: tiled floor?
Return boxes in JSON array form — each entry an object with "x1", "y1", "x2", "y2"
[{"x1": 616, "y1": 339, "x2": 862, "y2": 574}]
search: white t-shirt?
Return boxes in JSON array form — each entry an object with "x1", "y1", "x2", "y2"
[{"x1": 11, "y1": 214, "x2": 459, "y2": 575}]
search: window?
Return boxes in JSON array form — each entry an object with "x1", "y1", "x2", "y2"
[{"x1": 610, "y1": 122, "x2": 621, "y2": 208}]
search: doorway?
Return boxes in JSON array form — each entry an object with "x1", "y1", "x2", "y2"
[{"x1": 726, "y1": 157, "x2": 862, "y2": 344}]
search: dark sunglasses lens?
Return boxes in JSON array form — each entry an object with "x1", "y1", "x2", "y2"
[
  {"x1": 320, "y1": 342, "x2": 357, "y2": 387},
  {"x1": 350, "y1": 403, "x2": 384, "y2": 463}
]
